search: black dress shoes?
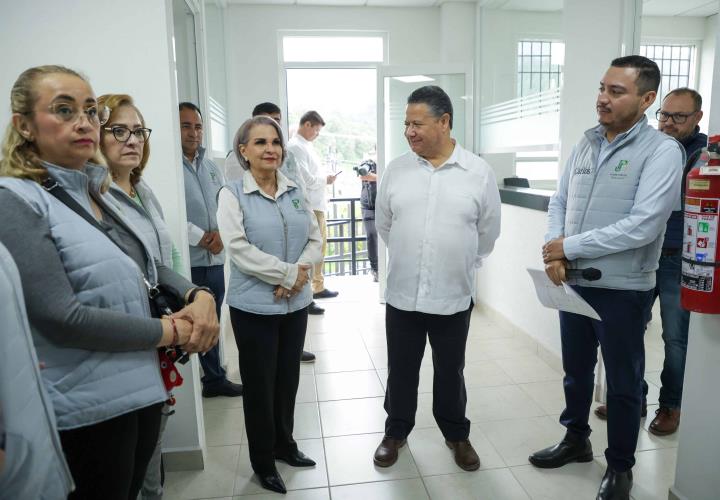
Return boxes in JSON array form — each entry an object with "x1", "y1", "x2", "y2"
[
  {"x1": 308, "y1": 301, "x2": 325, "y2": 315},
  {"x1": 275, "y1": 449, "x2": 316, "y2": 467},
  {"x1": 301, "y1": 351, "x2": 316, "y2": 363},
  {"x1": 313, "y1": 289, "x2": 339, "y2": 299},
  {"x1": 529, "y1": 433, "x2": 593, "y2": 468},
  {"x1": 257, "y1": 470, "x2": 286, "y2": 494},
  {"x1": 201, "y1": 380, "x2": 243, "y2": 398},
  {"x1": 597, "y1": 467, "x2": 632, "y2": 500}
]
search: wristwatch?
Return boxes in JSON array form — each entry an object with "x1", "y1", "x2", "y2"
[{"x1": 188, "y1": 286, "x2": 215, "y2": 303}]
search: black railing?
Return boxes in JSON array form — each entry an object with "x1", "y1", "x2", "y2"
[{"x1": 323, "y1": 197, "x2": 372, "y2": 277}]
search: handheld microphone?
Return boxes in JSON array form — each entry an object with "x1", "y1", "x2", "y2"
[{"x1": 565, "y1": 268, "x2": 602, "y2": 281}]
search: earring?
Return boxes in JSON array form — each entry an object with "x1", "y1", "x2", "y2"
[{"x1": 243, "y1": 156, "x2": 248, "y2": 162}]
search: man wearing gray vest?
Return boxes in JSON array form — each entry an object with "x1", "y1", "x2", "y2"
[
  {"x1": 529, "y1": 56, "x2": 684, "y2": 500},
  {"x1": 180, "y1": 102, "x2": 243, "y2": 398}
]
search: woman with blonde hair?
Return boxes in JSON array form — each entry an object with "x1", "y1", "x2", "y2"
[
  {"x1": 0, "y1": 65, "x2": 218, "y2": 499},
  {"x1": 98, "y1": 93, "x2": 183, "y2": 499}
]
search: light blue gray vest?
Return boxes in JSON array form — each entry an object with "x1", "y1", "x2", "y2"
[
  {"x1": 565, "y1": 118, "x2": 681, "y2": 290},
  {"x1": 109, "y1": 179, "x2": 174, "y2": 267},
  {"x1": 224, "y1": 178, "x2": 313, "y2": 314},
  {"x1": 0, "y1": 163, "x2": 167, "y2": 430},
  {"x1": 183, "y1": 146, "x2": 226, "y2": 267},
  {"x1": 0, "y1": 243, "x2": 74, "y2": 499}
]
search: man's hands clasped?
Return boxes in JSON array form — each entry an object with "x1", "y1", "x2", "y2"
[{"x1": 542, "y1": 237, "x2": 568, "y2": 286}]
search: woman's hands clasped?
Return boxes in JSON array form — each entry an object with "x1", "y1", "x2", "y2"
[
  {"x1": 168, "y1": 291, "x2": 220, "y2": 354},
  {"x1": 274, "y1": 264, "x2": 312, "y2": 300}
]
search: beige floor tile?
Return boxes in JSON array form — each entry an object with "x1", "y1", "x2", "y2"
[
  {"x1": 480, "y1": 416, "x2": 565, "y2": 467},
  {"x1": 496, "y1": 356, "x2": 562, "y2": 384},
  {"x1": 315, "y1": 370, "x2": 384, "y2": 401},
  {"x1": 423, "y1": 468, "x2": 531, "y2": 500},
  {"x1": 319, "y1": 397, "x2": 386, "y2": 436},
  {"x1": 295, "y1": 373, "x2": 318, "y2": 404},
  {"x1": 204, "y1": 407, "x2": 245, "y2": 446},
  {"x1": 331, "y1": 478, "x2": 429, "y2": 500},
  {"x1": 234, "y1": 488, "x2": 329, "y2": 499},
  {"x1": 407, "y1": 426, "x2": 505, "y2": 475},
  {"x1": 465, "y1": 338, "x2": 538, "y2": 362},
  {"x1": 313, "y1": 347, "x2": 374, "y2": 373},
  {"x1": 367, "y1": 346, "x2": 388, "y2": 369},
  {"x1": 324, "y1": 433, "x2": 420, "y2": 486},
  {"x1": 307, "y1": 332, "x2": 366, "y2": 352},
  {"x1": 518, "y1": 380, "x2": 566, "y2": 415},
  {"x1": 240, "y1": 402, "x2": 320, "y2": 444},
  {"x1": 163, "y1": 445, "x2": 240, "y2": 499},
  {"x1": 466, "y1": 385, "x2": 546, "y2": 422},
  {"x1": 202, "y1": 393, "x2": 244, "y2": 411},
  {"x1": 464, "y1": 360, "x2": 516, "y2": 388},
  {"x1": 234, "y1": 439, "x2": 328, "y2": 495},
  {"x1": 510, "y1": 461, "x2": 606, "y2": 500}
]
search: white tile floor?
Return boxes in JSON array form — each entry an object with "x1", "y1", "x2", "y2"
[{"x1": 164, "y1": 276, "x2": 677, "y2": 500}]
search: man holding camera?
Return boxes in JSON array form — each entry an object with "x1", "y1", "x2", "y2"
[{"x1": 356, "y1": 156, "x2": 379, "y2": 282}]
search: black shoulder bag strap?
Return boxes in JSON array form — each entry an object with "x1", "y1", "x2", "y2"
[{"x1": 41, "y1": 178, "x2": 123, "y2": 249}]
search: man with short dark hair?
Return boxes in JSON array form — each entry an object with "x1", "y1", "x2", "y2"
[
  {"x1": 179, "y1": 102, "x2": 243, "y2": 398},
  {"x1": 530, "y1": 56, "x2": 684, "y2": 499},
  {"x1": 373, "y1": 85, "x2": 501, "y2": 472},
  {"x1": 287, "y1": 111, "x2": 340, "y2": 315},
  {"x1": 594, "y1": 88, "x2": 706, "y2": 435}
]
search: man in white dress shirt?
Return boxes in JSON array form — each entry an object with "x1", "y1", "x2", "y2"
[
  {"x1": 286, "y1": 111, "x2": 340, "y2": 315},
  {"x1": 373, "y1": 86, "x2": 501, "y2": 471}
]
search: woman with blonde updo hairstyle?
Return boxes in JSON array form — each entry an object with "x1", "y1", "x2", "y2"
[{"x1": 0, "y1": 65, "x2": 219, "y2": 499}]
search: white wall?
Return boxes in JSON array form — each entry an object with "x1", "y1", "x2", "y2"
[
  {"x1": 476, "y1": 204, "x2": 561, "y2": 355},
  {"x1": 0, "y1": 0, "x2": 206, "y2": 465},
  {"x1": 698, "y1": 14, "x2": 718, "y2": 133},
  {"x1": 220, "y1": 5, "x2": 441, "y2": 143}
]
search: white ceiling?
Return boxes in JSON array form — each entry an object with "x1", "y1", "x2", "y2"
[{"x1": 224, "y1": 0, "x2": 719, "y2": 17}]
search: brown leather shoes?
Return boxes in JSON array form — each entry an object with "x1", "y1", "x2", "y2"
[
  {"x1": 594, "y1": 401, "x2": 647, "y2": 420},
  {"x1": 446, "y1": 440, "x2": 481, "y2": 471},
  {"x1": 373, "y1": 436, "x2": 406, "y2": 467},
  {"x1": 649, "y1": 407, "x2": 680, "y2": 436}
]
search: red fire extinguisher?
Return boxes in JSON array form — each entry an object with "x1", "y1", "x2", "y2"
[{"x1": 681, "y1": 134, "x2": 720, "y2": 313}]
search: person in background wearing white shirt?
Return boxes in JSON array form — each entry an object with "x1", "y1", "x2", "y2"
[
  {"x1": 180, "y1": 102, "x2": 243, "y2": 399},
  {"x1": 286, "y1": 111, "x2": 340, "y2": 315},
  {"x1": 373, "y1": 86, "x2": 501, "y2": 472}
]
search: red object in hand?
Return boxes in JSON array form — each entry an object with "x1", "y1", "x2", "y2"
[{"x1": 158, "y1": 349, "x2": 184, "y2": 392}]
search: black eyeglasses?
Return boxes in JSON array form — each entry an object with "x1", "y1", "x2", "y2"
[
  {"x1": 656, "y1": 109, "x2": 696, "y2": 124},
  {"x1": 103, "y1": 126, "x2": 152, "y2": 143}
]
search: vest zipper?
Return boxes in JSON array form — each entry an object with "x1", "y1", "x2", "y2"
[
  {"x1": 274, "y1": 200, "x2": 289, "y2": 311},
  {"x1": 189, "y1": 160, "x2": 214, "y2": 263}
]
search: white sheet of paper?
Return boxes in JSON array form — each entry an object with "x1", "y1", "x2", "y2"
[{"x1": 527, "y1": 268, "x2": 602, "y2": 321}]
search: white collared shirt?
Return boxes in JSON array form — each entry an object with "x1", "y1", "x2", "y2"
[
  {"x1": 376, "y1": 142, "x2": 501, "y2": 315},
  {"x1": 217, "y1": 169, "x2": 322, "y2": 290},
  {"x1": 287, "y1": 134, "x2": 327, "y2": 211}
]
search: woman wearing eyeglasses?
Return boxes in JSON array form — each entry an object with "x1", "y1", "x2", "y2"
[
  {"x1": 99, "y1": 94, "x2": 183, "y2": 274},
  {"x1": 97, "y1": 94, "x2": 185, "y2": 500},
  {"x1": 0, "y1": 66, "x2": 219, "y2": 499}
]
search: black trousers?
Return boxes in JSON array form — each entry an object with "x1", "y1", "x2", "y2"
[
  {"x1": 361, "y1": 209, "x2": 378, "y2": 272},
  {"x1": 59, "y1": 403, "x2": 163, "y2": 500},
  {"x1": 191, "y1": 265, "x2": 228, "y2": 387},
  {"x1": 384, "y1": 303, "x2": 473, "y2": 441},
  {"x1": 559, "y1": 286, "x2": 654, "y2": 472},
  {"x1": 230, "y1": 306, "x2": 308, "y2": 474}
]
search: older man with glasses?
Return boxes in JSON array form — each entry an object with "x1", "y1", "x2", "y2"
[{"x1": 594, "y1": 88, "x2": 706, "y2": 436}]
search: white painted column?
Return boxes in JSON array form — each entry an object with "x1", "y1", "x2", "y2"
[
  {"x1": 671, "y1": 7, "x2": 720, "y2": 500},
  {"x1": 559, "y1": 0, "x2": 642, "y2": 170},
  {"x1": 0, "y1": 0, "x2": 206, "y2": 470}
]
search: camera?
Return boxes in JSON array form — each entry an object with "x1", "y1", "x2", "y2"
[{"x1": 353, "y1": 159, "x2": 375, "y2": 177}]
